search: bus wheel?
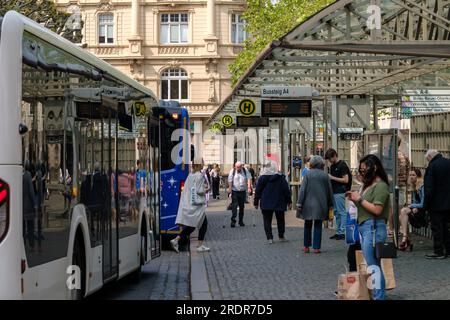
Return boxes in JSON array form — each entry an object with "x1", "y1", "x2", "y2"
[
  {"x1": 71, "y1": 233, "x2": 86, "y2": 300},
  {"x1": 131, "y1": 227, "x2": 146, "y2": 283}
]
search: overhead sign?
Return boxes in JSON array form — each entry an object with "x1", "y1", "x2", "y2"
[
  {"x1": 261, "y1": 86, "x2": 312, "y2": 98},
  {"x1": 238, "y1": 99, "x2": 257, "y2": 116},
  {"x1": 401, "y1": 90, "x2": 450, "y2": 117},
  {"x1": 261, "y1": 100, "x2": 312, "y2": 118},
  {"x1": 221, "y1": 114, "x2": 234, "y2": 127},
  {"x1": 133, "y1": 101, "x2": 147, "y2": 117},
  {"x1": 236, "y1": 98, "x2": 261, "y2": 117},
  {"x1": 339, "y1": 128, "x2": 363, "y2": 141},
  {"x1": 236, "y1": 116, "x2": 269, "y2": 127},
  {"x1": 210, "y1": 123, "x2": 222, "y2": 131}
]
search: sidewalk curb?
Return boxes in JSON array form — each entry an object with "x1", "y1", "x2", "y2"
[{"x1": 189, "y1": 236, "x2": 213, "y2": 300}]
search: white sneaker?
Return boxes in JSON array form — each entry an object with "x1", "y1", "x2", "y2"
[
  {"x1": 170, "y1": 239, "x2": 179, "y2": 253},
  {"x1": 267, "y1": 239, "x2": 274, "y2": 244},
  {"x1": 196, "y1": 245, "x2": 210, "y2": 252}
]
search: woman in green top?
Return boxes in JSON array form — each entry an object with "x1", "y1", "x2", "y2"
[{"x1": 347, "y1": 154, "x2": 390, "y2": 300}]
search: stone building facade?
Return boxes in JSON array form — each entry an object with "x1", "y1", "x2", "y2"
[{"x1": 54, "y1": 0, "x2": 247, "y2": 165}]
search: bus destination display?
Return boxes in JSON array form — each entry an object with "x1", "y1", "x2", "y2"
[{"x1": 261, "y1": 100, "x2": 312, "y2": 118}]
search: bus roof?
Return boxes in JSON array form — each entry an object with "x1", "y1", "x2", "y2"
[{"x1": 3, "y1": 11, "x2": 158, "y2": 105}]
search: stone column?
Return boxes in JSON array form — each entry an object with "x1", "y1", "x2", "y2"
[
  {"x1": 129, "y1": 0, "x2": 143, "y2": 58},
  {"x1": 204, "y1": 0, "x2": 218, "y2": 54},
  {"x1": 131, "y1": 0, "x2": 140, "y2": 38},
  {"x1": 207, "y1": 0, "x2": 216, "y2": 37}
]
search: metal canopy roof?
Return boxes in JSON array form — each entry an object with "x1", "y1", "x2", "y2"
[{"x1": 208, "y1": 0, "x2": 450, "y2": 124}]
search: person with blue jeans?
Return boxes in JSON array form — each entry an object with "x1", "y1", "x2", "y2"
[
  {"x1": 347, "y1": 154, "x2": 391, "y2": 300},
  {"x1": 297, "y1": 156, "x2": 334, "y2": 254},
  {"x1": 325, "y1": 149, "x2": 351, "y2": 241}
]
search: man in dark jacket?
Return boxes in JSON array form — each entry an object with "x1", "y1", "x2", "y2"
[
  {"x1": 424, "y1": 150, "x2": 450, "y2": 259},
  {"x1": 254, "y1": 162, "x2": 292, "y2": 244}
]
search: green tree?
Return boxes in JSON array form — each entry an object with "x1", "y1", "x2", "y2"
[
  {"x1": 0, "y1": 0, "x2": 83, "y2": 43},
  {"x1": 229, "y1": 0, "x2": 333, "y2": 86}
]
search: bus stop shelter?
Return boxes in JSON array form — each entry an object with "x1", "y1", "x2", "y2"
[{"x1": 207, "y1": 0, "x2": 450, "y2": 244}]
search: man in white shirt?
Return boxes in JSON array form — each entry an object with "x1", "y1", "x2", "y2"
[{"x1": 228, "y1": 161, "x2": 252, "y2": 227}]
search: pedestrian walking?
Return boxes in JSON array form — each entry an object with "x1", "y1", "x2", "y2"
[
  {"x1": 296, "y1": 156, "x2": 333, "y2": 254},
  {"x1": 423, "y1": 149, "x2": 450, "y2": 259},
  {"x1": 228, "y1": 161, "x2": 252, "y2": 227},
  {"x1": 170, "y1": 163, "x2": 210, "y2": 253},
  {"x1": 347, "y1": 154, "x2": 390, "y2": 300},
  {"x1": 325, "y1": 148, "x2": 351, "y2": 240},
  {"x1": 254, "y1": 162, "x2": 292, "y2": 244},
  {"x1": 211, "y1": 164, "x2": 221, "y2": 200}
]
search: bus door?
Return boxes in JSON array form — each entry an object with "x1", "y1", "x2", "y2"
[
  {"x1": 101, "y1": 98, "x2": 119, "y2": 281},
  {"x1": 148, "y1": 116, "x2": 161, "y2": 259},
  {"x1": 364, "y1": 129, "x2": 399, "y2": 246}
]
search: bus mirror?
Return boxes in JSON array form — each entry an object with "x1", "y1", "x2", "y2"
[
  {"x1": 19, "y1": 123, "x2": 29, "y2": 135},
  {"x1": 191, "y1": 144, "x2": 195, "y2": 162}
]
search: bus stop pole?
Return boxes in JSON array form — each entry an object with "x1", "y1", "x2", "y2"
[
  {"x1": 323, "y1": 98, "x2": 328, "y2": 154},
  {"x1": 312, "y1": 110, "x2": 317, "y2": 154},
  {"x1": 373, "y1": 95, "x2": 379, "y2": 130},
  {"x1": 331, "y1": 96, "x2": 338, "y2": 150}
]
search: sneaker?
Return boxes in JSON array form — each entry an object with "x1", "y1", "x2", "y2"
[
  {"x1": 303, "y1": 247, "x2": 310, "y2": 253},
  {"x1": 425, "y1": 253, "x2": 446, "y2": 259},
  {"x1": 279, "y1": 237, "x2": 289, "y2": 242},
  {"x1": 170, "y1": 239, "x2": 179, "y2": 253},
  {"x1": 329, "y1": 234, "x2": 339, "y2": 240},
  {"x1": 313, "y1": 249, "x2": 321, "y2": 254},
  {"x1": 267, "y1": 239, "x2": 274, "y2": 244},
  {"x1": 196, "y1": 245, "x2": 210, "y2": 252},
  {"x1": 231, "y1": 223, "x2": 236, "y2": 228},
  {"x1": 239, "y1": 222, "x2": 245, "y2": 227}
]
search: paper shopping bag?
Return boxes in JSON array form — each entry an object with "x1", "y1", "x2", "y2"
[
  {"x1": 355, "y1": 250, "x2": 396, "y2": 290},
  {"x1": 337, "y1": 272, "x2": 371, "y2": 300}
]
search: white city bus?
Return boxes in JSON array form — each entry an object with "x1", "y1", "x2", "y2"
[{"x1": 0, "y1": 11, "x2": 162, "y2": 299}]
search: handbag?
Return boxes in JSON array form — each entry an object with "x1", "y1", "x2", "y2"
[
  {"x1": 345, "y1": 201, "x2": 359, "y2": 244},
  {"x1": 373, "y1": 219, "x2": 397, "y2": 259},
  {"x1": 227, "y1": 194, "x2": 233, "y2": 210}
]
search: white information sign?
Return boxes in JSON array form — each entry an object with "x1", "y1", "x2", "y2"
[{"x1": 261, "y1": 86, "x2": 313, "y2": 98}]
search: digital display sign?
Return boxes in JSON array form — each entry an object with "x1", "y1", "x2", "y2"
[
  {"x1": 261, "y1": 100, "x2": 312, "y2": 118},
  {"x1": 340, "y1": 133, "x2": 363, "y2": 141},
  {"x1": 236, "y1": 116, "x2": 269, "y2": 127}
]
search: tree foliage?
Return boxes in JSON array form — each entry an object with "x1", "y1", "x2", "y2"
[
  {"x1": 0, "y1": 0, "x2": 83, "y2": 43},
  {"x1": 229, "y1": 0, "x2": 334, "y2": 86}
]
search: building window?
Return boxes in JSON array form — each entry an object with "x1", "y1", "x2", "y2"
[
  {"x1": 160, "y1": 13, "x2": 189, "y2": 44},
  {"x1": 98, "y1": 13, "x2": 114, "y2": 44},
  {"x1": 161, "y1": 68, "x2": 189, "y2": 101},
  {"x1": 231, "y1": 13, "x2": 247, "y2": 44}
]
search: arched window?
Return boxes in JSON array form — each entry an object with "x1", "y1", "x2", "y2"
[{"x1": 161, "y1": 68, "x2": 188, "y2": 101}]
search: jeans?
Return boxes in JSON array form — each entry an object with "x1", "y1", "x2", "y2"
[
  {"x1": 359, "y1": 219, "x2": 387, "y2": 300},
  {"x1": 333, "y1": 193, "x2": 346, "y2": 235},
  {"x1": 262, "y1": 210, "x2": 285, "y2": 240},
  {"x1": 180, "y1": 216, "x2": 208, "y2": 241},
  {"x1": 430, "y1": 210, "x2": 450, "y2": 255},
  {"x1": 304, "y1": 220, "x2": 322, "y2": 249},
  {"x1": 231, "y1": 191, "x2": 246, "y2": 224}
]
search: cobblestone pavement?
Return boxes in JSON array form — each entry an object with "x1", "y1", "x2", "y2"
[
  {"x1": 89, "y1": 250, "x2": 190, "y2": 300},
  {"x1": 197, "y1": 197, "x2": 450, "y2": 300}
]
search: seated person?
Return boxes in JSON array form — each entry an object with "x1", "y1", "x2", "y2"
[{"x1": 399, "y1": 168, "x2": 426, "y2": 251}]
